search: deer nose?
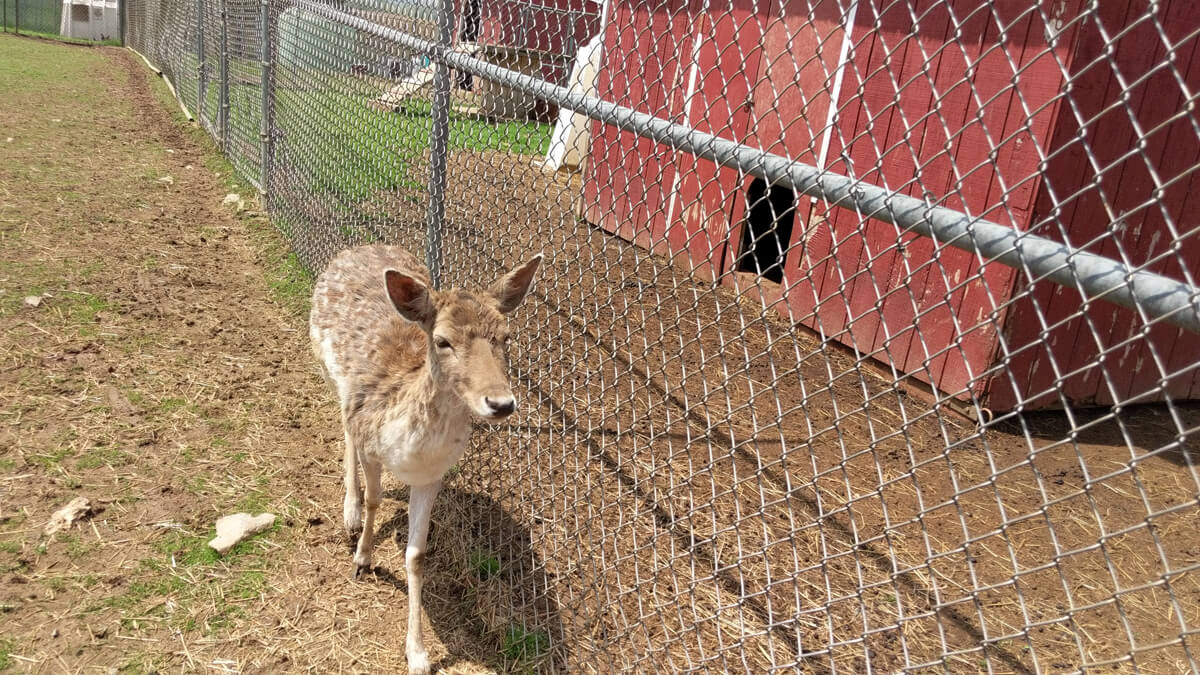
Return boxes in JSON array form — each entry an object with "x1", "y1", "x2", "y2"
[{"x1": 484, "y1": 396, "x2": 515, "y2": 417}]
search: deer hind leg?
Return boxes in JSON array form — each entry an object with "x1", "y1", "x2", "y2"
[
  {"x1": 342, "y1": 422, "x2": 363, "y2": 537},
  {"x1": 351, "y1": 456, "x2": 383, "y2": 575},
  {"x1": 404, "y1": 481, "x2": 441, "y2": 675}
]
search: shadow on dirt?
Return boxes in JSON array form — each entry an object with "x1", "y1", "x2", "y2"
[{"x1": 352, "y1": 485, "x2": 567, "y2": 672}]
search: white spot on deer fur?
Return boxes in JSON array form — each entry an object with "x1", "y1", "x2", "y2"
[{"x1": 318, "y1": 334, "x2": 349, "y2": 400}]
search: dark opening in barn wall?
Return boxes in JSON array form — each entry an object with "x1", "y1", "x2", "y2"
[{"x1": 737, "y1": 178, "x2": 796, "y2": 283}]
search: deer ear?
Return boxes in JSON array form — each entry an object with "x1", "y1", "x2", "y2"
[
  {"x1": 488, "y1": 254, "x2": 542, "y2": 314},
  {"x1": 385, "y1": 270, "x2": 435, "y2": 324}
]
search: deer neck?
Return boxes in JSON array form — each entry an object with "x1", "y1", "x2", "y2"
[{"x1": 385, "y1": 346, "x2": 465, "y2": 426}]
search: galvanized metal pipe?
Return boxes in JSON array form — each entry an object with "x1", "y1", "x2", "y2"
[
  {"x1": 197, "y1": 0, "x2": 206, "y2": 126},
  {"x1": 258, "y1": 0, "x2": 272, "y2": 196},
  {"x1": 218, "y1": 0, "x2": 228, "y2": 149},
  {"x1": 294, "y1": 0, "x2": 1200, "y2": 335},
  {"x1": 423, "y1": 0, "x2": 455, "y2": 288}
]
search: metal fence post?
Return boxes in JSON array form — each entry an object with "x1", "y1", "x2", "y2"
[
  {"x1": 14, "y1": 0, "x2": 19, "y2": 34},
  {"x1": 259, "y1": 0, "x2": 273, "y2": 198},
  {"x1": 424, "y1": 0, "x2": 455, "y2": 289},
  {"x1": 197, "y1": 0, "x2": 206, "y2": 127},
  {"x1": 218, "y1": 0, "x2": 228, "y2": 150},
  {"x1": 118, "y1": 0, "x2": 125, "y2": 45}
]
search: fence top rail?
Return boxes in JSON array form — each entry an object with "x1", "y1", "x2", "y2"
[{"x1": 293, "y1": 0, "x2": 1200, "y2": 336}]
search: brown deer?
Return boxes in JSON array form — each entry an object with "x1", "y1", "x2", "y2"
[{"x1": 309, "y1": 244, "x2": 542, "y2": 674}]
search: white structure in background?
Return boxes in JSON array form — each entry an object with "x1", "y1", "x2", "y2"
[
  {"x1": 541, "y1": 32, "x2": 604, "y2": 172},
  {"x1": 59, "y1": 0, "x2": 118, "y2": 41}
]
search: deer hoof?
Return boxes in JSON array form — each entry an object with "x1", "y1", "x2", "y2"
[{"x1": 407, "y1": 652, "x2": 431, "y2": 675}]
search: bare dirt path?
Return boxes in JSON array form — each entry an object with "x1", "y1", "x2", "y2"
[{"x1": 0, "y1": 35, "x2": 513, "y2": 673}]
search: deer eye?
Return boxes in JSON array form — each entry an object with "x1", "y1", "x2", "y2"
[{"x1": 433, "y1": 336, "x2": 453, "y2": 351}]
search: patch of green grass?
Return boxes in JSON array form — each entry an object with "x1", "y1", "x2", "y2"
[
  {"x1": 230, "y1": 569, "x2": 266, "y2": 600},
  {"x1": 103, "y1": 565, "x2": 184, "y2": 611},
  {"x1": 155, "y1": 396, "x2": 200, "y2": 419},
  {"x1": 116, "y1": 651, "x2": 166, "y2": 673},
  {"x1": 500, "y1": 624, "x2": 550, "y2": 663},
  {"x1": 0, "y1": 33, "x2": 107, "y2": 102},
  {"x1": 64, "y1": 294, "x2": 108, "y2": 335},
  {"x1": 60, "y1": 534, "x2": 98, "y2": 560},
  {"x1": 152, "y1": 530, "x2": 221, "y2": 567},
  {"x1": 30, "y1": 445, "x2": 73, "y2": 470},
  {"x1": 76, "y1": 445, "x2": 133, "y2": 470},
  {"x1": 0, "y1": 636, "x2": 15, "y2": 672},
  {"x1": 99, "y1": 524, "x2": 282, "y2": 638},
  {"x1": 266, "y1": 248, "x2": 314, "y2": 317},
  {"x1": 182, "y1": 474, "x2": 209, "y2": 496},
  {"x1": 0, "y1": 541, "x2": 20, "y2": 555},
  {"x1": 0, "y1": 458, "x2": 14, "y2": 472},
  {"x1": 470, "y1": 550, "x2": 501, "y2": 580},
  {"x1": 236, "y1": 489, "x2": 271, "y2": 514},
  {"x1": 0, "y1": 283, "x2": 45, "y2": 317},
  {"x1": 272, "y1": 92, "x2": 552, "y2": 203}
]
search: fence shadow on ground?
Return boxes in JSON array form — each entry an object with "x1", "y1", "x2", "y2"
[{"x1": 370, "y1": 484, "x2": 567, "y2": 672}]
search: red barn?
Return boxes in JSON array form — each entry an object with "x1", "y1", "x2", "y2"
[{"x1": 583, "y1": 0, "x2": 1200, "y2": 411}]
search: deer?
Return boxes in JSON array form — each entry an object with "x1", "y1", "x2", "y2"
[{"x1": 309, "y1": 244, "x2": 542, "y2": 674}]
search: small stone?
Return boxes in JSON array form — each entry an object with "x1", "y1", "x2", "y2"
[
  {"x1": 5, "y1": 137, "x2": 12, "y2": 143},
  {"x1": 221, "y1": 193, "x2": 240, "y2": 207},
  {"x1": 157, "y1": 176, "x2": 174, "y2": 185},
  {"x1": 45, "y1": 497, "x2": 92, "y2": 536},
  {"x1": 208, "y1": 512, "x2": 276, "y2": 555},
  {"x1": 23, "y1": 295, "x2": 42, "y2": 307}
]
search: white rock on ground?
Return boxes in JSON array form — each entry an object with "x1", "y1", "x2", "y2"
[
  {"x1": 221, "y1": 193, "x2": 246, "y2": 212},
  {"x1": 44, "y1": 496, "x2": 92, "y2": 536},
  {"x1": 208, "y1": 512, "x2": 276, "y2": 555}
]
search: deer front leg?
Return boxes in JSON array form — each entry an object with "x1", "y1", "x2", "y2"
[
  {"x1": 405, "y1": 481, "x2": 441, "y2": 675},
  {"x1": 351, "y1": 456, "x2": 383, "y2": 576}
]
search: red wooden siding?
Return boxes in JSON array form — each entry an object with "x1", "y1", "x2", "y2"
[
  {"x1": 582, "y1": 0, "x2": 1200, "y2": 410},
  {"x1": 724, "y1": 0, "x2": 847, "y2": 307},
  {"x1": 762, "y1": 0, "x2": 1074, "y2": 399},
  {"x1": 662, "y1": 0, "x2": 768, "y2": 281},
  {"x1": 584, "y1": 0, "x2": 692, "y2": 249},
  {"x1": 987, "y1": 0, "x2": 1200, "y2": 410}
]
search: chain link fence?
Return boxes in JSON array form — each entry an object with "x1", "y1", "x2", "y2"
[
  {"x1": 2, "y1": 0, "x2": 62, "y2": 35},
  {"x1": 124, "y1": 0, "x2": 1200, "y2": 670},
  {"x1": 3, "y1": 0, "x2": 121, "y2": 41}
]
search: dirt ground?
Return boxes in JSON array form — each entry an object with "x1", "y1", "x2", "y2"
[
  {"x1": 0, "y1": 35, "x2": 524, "y2": 673},
  {"x1": 2, "y1": 32, "x2": 1199, "y2": 675}
]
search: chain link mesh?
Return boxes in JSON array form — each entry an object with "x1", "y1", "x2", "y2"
[
  {"x1": 123, "y1": 0, "x2": 1200, "y2": 670},
  {"x1": 2, "y1": 0, "x2": 63, "y2": 35}
]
